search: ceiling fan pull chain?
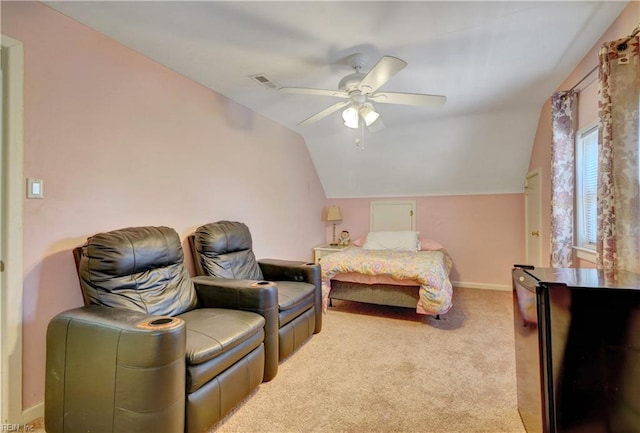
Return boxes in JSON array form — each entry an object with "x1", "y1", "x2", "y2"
[{"x1": 356, "y1": 118, "x2": 365, "y2": 151}]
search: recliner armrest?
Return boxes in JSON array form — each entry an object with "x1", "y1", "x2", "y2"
[
  {"x1": 192, "y1": 276, "x2": 278, "y2": 311},
  {"x1": 258, "y1": 260, "x2": 322, "y2": 334},
  {"x1": 258, "y1": 259, "x2": 320, "y2": 285},
  {"x1": 45, "y1": 306, "x2": 186, "y2": 433},
  {"x1": 49, "y1": 305, "x2": 185, "y2": 330},
  {"x1": 192, "y1": 276, "x2": 279, "y2": 381}
]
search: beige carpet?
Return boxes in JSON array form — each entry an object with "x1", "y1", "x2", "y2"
[
  {"x1": 212, "y1": 287, "x2": 527, "y2": 433},
  {"x1": 32, "y1": 287, "x2": 527, "y2": 433}
]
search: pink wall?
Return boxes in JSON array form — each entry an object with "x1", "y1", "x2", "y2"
[
  {"x1": 527, "y1": 1, "x2": 640, "y2": 267},
  {"x1": 327, "y1": 194, "x2": 525, "y2": 287},
  {"x1": 2, "y1": 2, "x2": 327, "y2": 409}
]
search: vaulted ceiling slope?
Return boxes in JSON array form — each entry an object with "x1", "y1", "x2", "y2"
[{"x1": 44, "y1": 1, "x2": 627, "y2": 198}]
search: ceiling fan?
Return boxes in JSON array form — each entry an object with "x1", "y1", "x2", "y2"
[{"x1": 279, "y1": 53, "x2": 446, "y2": 129}]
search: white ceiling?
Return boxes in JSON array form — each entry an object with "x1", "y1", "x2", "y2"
[{"x1": 44, "y1": 1, "x2": 627, "y2": 198}]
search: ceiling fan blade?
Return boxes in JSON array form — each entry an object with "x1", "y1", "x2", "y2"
[
  {"x1": 369, "y1": 91, "x2": 447, "y2": 107},
  {"x1": 297, "y1": 100, "x2": 351, "y2": 126},
  {"x1": 279, "y1": 87, "x2": 349, "y2": 98},
  {"x1": 357, "y1": 56, "x2": 407, "y2": 94}
]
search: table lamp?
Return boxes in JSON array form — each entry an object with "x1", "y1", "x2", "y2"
[{"x1": 325, "y1": 206, "x2": 343, "y2": 246}]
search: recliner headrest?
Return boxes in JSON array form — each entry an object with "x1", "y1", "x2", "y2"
[
  {"x1": 192, "y1": 221, "x2": 263, "y2": 280},
  {"x1": 195, "y1": 221, "x2": 253, "y2": 255},
  {"x1": 78, "y1": 225, "x2": 198, "y2": 316},
  {"x1": 84, "y1": 226, "x2": 184, "y2": 277}
]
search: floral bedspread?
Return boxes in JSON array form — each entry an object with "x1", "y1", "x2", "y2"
[{"x1": 320, "y1": 247, "x2": 453, "y2": 316}]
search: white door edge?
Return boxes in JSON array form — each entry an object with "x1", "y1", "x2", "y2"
[
  {"x1": 1, "y1": 34, "x2": 25, "y2": 425},
  {"x1": 524, "y1": 168, "x2": 543, "y2": 267}
]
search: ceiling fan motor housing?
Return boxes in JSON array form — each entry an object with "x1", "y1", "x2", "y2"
[{"x1": 339, "y1": 72, "x2": 366, "y2": 93}]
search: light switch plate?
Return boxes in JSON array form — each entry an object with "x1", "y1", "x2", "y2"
[{"x1": 27, "y1": 178, "x2": 43, "y2": 199}]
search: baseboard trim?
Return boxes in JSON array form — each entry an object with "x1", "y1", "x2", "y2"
[
  {"x1": 452, "y1": 281, "x2": 511, "y2": 292},
  {"x1": 22, "y1": 401, "x2": 44, "y2": 425}
]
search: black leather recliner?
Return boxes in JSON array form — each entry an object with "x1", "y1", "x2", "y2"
[
  {"x1": 189, "y1": 221, "x2": 322, "y2": 360},
  {"x1": 45, "y1": 226, "x2": 279, "y2": 433}
]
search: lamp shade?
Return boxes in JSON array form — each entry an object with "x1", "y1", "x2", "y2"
[{"x1": 326, "y1": 206, "x2": 343, "y2": 222}]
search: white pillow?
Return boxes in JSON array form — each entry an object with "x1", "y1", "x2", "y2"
[{"x1": 361, "y1": 231, "x2": 420, "y2": 252}]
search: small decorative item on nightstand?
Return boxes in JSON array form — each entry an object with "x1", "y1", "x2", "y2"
[{"x1": 338, "y1": 230, "x2": 350, "y2": 246}]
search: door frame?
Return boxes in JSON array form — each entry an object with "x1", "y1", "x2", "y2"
[
  {"x1": 1, "y1": 34, "x2": 25, "y2": 425},
  {"x1": 525, "y1": 168, "x2": 543, "y2": 267}
]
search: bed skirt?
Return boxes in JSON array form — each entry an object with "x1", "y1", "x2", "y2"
[{"x1": 329, "y1": 280, "x2": 420, "y2": 309}]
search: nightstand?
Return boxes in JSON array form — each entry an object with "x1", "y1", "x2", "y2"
[{"x1": 313, "y1": 244, "x2": 348, "y2": 263}]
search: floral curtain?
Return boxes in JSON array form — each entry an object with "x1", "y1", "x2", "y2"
[
  {"x1": 596, "y1": 34, "x2": 640, "y2": 274},
  {"x1": 550, "y1": 90, "x2": 577, "y2": 268}
]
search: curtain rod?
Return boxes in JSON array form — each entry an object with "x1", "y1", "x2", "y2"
[
  {"x1": 567, "y1": 65, "x2": 598, "y2": 93},
  {"x1": 564, "y1": 22, "x2": 640, "y2": 94}
]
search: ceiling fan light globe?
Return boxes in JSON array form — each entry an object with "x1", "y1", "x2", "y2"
[
  {"x1": 360, "y1": 103, "x2": 380, "y2": 126},
  {"x1": 342, "y1": 106, "x2": 359, "y2": 129},
  {"x1": 364, "y1": 111, "x2": 379, "y2": 126},
  {"x1": 360, "y1": 104, "x2": 379, "y2": 126}
]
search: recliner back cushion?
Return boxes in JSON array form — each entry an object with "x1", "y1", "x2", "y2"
[
  {"x1": 79, "y1": 226, "x2": 198, "y2": 316},
  {"x1": 194, "y1": 221, "x2": 264, "y2": 280}
]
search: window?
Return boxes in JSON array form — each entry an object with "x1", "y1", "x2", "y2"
[{"x1": 575, "y1": 125, "x2": 598, "y2": 250}]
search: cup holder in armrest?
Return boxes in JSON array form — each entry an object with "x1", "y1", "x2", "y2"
[
  {"x1": 250, "y1": 280, "x2": 276, "y2": 288},
  {"x1": 137, "y1": 316, "x2": 183, "y2": 330}
]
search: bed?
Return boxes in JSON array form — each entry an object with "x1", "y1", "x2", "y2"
[{"x1": 320, "y1": 230, "x2": 453, "y2": 317}]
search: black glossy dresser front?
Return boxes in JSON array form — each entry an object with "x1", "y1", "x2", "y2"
[{"x1": 513, "y1": 267, "x2": 640, "y2": 433}]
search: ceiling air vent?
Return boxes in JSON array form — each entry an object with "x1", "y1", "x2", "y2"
[{"x1": 249, "y1": 74, "x2": 278, "y2": 89}]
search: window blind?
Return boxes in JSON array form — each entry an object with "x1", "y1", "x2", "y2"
[{"x1": 582, "y1": 129, "x2": 598, "y2": 244}]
